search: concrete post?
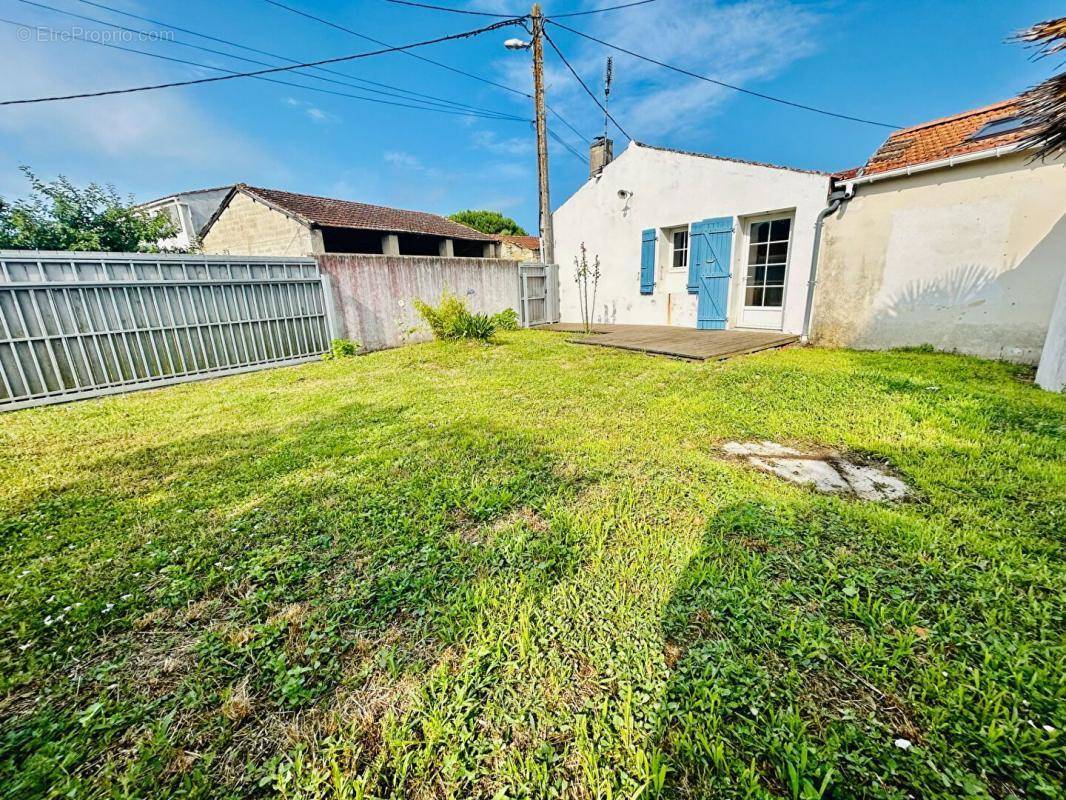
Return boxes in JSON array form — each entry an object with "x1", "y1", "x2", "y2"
[
  {"x1": 382, "y1": 233, "x2": 400, "y2": 256},
  {"x1": 438, "y1": 238, "x2": 454, "y2": 258},
  {"x1": 309, "y1": 227, "x2": 326, "y2": 255},
  {"x1": 483, "y1": 242, "x2": 499, "y2": 258}
]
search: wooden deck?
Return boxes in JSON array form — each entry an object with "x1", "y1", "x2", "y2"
[{"x1": 538, "y1": 323, "x2": 799, "y2": 361}]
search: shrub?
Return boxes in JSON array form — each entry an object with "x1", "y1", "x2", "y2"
[
  {"x1": 322, "y1": 338, "x2": 359, "y2": 360},
  {"x1": 415, "y1": 294, "x2": 497, "y2": 342},
  {"x1": 492, "y1": 308, "x2": 520, "y2": 331}
]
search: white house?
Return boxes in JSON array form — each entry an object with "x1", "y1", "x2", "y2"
[
  {"x1": 553, "y1": 141, "x2": 831, "y2": 333},
  {"x1": 136, "y1": 186, "x2": 231, "y2": 251},
  {"x1": 812, "y1": 99, "x2": 1066, "y2": 366}
]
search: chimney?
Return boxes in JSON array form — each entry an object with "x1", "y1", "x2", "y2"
[{"x1": 589, "y1": 136, "x2": 613, "y2": 178}]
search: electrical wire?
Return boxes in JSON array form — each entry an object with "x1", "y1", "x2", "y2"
[
  {"x1": 21, "y1": 0, "x2": 518, "y2": 118},
  {"x1": 263, "y1": 0, "x2": 590, "y2": 142},
  {"x1": 69, "y1": 0, "x2": 526, "y2": 118},
  {"x1": 546, "y1": 127, "x2": 586, "y2": 162},
  {"x1": 541, "y1": 28, "x2": 631, "y2": 140},
  {"x1": 0, "y1": 17, "x2": 523, "y2": 105},
  {"x1": 550, "y1": 0, "x2": 658, "y2": 18},
  {"x1": 548, "y1": 19, "x2": 902, "y2": 129},
  {"x1": 0, "y1": 17, "x2": 529, "y2": 122},
  {"x1": 384, "y1": 1, "x2": 521, "y2": 18}
]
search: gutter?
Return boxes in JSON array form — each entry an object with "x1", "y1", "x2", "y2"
[
  {"x1": 800, "y1": 186, "x2": 851, "y2": 344},
  {"x1": 799, "y1": 141, "x2": 1029, "y2": 343},
  {"x1": 845, "y1": 142, "x2": 1026, "y2": 187}
]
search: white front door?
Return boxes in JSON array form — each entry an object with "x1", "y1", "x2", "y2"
[{"x1": 738, "y1": 216, "x2": 792, "y2": 330}]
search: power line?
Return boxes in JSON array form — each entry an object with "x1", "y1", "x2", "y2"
[
  {"x1": 550, "y1": 0, "x2": 658, "y2": 18},
  {"x1": 1, "y1": 17, "x2": 527, "y2": 122},
  {"x1": 548, "y1": 19, "x2": 902, "y2": 129},
  {"x1": 0, "y1": 17, "x2": 523, "y2": 106},
  {"x1": 70, "y1": 0, "x2": 524, "y2": 118},
  {"x1": 263, "y1": 0, "x2": 590, "y2": 141},
  {"x1": 542, "y1": 28, "x2": 631, "y2": 140},
  {"x1": 22, "y1": 0, "x2": 516, "y2": 118},
  {"x1": 385, "y1": 0, "x2": 521, "y2": 18},
  {"x1": 546, "y1": 127, "x2": 586, "y2": 162}
]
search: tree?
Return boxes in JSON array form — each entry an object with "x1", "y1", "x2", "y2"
[
  {"x1": 448, "y1": 209, "x2": 528, "y2": 236},
  {"x1": 0, "y1": 167, "x2": 178, "y2": 252},
  {"x1": 1014, "y1": 17, "x2": 1066, "y2": 160}
]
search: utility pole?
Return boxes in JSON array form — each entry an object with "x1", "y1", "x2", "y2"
[{"x1": 530, "y1": 4, "x2": 554, "y2": 265}]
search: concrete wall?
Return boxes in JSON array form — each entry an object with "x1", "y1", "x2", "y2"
[
  {"x1": 499, "y1": 240, "x2": 538, "y2": 261},
  {"x1": 552, "y1": 142, "x2": 830, "y2": 332},
  {"x1": 318, "y1": 254, "x2": 521, "y2": 352},
  {"x1": 812, "y1": 152, "x2": 1066, "y2": 364},
  {"x1": 1036, "y1": 271, "x2": 1066, "y2": 391},
  {"x1": 201, "y1": 191, "x2": 318, "y2": 257}
]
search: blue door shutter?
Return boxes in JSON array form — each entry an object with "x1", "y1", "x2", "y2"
[
  {"x1": 640, "y1": 229, "x2": 656, "y2": 295},
  {"x1": 693, "y1": 217, "x2": 734, "y2": 330}
]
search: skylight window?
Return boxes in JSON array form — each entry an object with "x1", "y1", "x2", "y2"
[{"x1": 970, "y1": 116, "x2": 1029, "y2": 141}]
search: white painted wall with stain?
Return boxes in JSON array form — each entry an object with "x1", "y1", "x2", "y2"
[
  {"x1": 813, "y1": 152, "x2": 1066, "y2": 364},
  {"x1": 552, "y1": 143, "x2": 830, "y2": 332}
]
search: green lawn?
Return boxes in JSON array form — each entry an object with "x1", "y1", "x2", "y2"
[{"x1": 1, "y1": 331, "x2": 1063, "y2": 799}]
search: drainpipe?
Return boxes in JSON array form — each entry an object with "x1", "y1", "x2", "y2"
[{"x1": 800, "y1": 185, "x2": 852, "y2": 343}]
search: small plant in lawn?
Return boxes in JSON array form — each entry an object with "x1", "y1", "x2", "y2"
[
  {"x1": 573, "y1": 242, "x2": 601, "y2": 334},
  {"x1": 322, "y1": 338, "x2": 359, "y2": 360},
  {"x1": 491, "y1": 308, "x2": 520, "y2": 331},
  {"x1": 414, "y1": 293, "x2": 497, "y2": 342}
]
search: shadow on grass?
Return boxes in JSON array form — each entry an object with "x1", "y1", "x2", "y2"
[
  {"x1": 653, "y1": 499, "x2": 1062, "y2": 800},
  {"x1": 1, "y1": 399, "x2": 592, "y2": 798}
]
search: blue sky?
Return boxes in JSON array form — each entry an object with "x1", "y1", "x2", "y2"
[{"x1": 0, "y1": 0, "x2": 1060, "y2": 232}]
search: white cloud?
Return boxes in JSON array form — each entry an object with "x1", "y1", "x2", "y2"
[
  {"x1": 283, "y1": 96, "x2": 338, "y2": 124},
  {"x1": 470, "y1": 129, "x2": 533, "y2": 156},
  {"x1": 0, "y1": 28, "x2": 266, "y2": 194},
  {"x1": 491, "y1": 0, "x2": 824, "y2": 142},
  {"x1": 383, "y1": 150, "x2": 422, "y2": 169}
]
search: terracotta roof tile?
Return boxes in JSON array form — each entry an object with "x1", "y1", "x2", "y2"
[
  {"x1": 497, "y1": 235, "x2": 540, "y2": 251},
  {"x1": 238, "y1": 185, "x2": 495, "y2": 241},
  {"x1": 861, "y1": 99, "x2": 1032, "y2": 176}
]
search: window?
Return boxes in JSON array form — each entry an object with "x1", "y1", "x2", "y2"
[
  {"x1": 970, "y1": 116, "x2": 1029, "y2": 141},
  {"x1": 671, "y1": 229, "x2": 689, "y2": 269},
  {"x1": 745, "y1": 217, "x2": 791, "y2": 307}
]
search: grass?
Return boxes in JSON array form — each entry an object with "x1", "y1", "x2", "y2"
[{"x1": 1, "y1": 330, "x2": 1063, "y2": 799}]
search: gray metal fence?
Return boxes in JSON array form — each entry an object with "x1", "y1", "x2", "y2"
[
  {"x1": 0, "y1": 252, "x2": 333, "y2": 411},
  {"x1": 519, "y1": 262, "x2": 560, "y2": 327}
]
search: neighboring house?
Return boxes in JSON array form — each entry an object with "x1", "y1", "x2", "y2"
[
  {"x1": 553, "y1": 141, "x2": 831, "y2": 331},
  {"x1": 137, "y1": 186, "x2": 231, "y2": 251},
  {"x1": 200, "y1": 185, "x2": 500, "y2": 258},
  {"x1": 812, "y1": 99, "x2": 1066, "y2": 365},
  {"x1": 497, "y1": 235, "x2": 541, "y2": 261}
]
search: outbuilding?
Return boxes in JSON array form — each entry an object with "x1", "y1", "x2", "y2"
[
  {"x1": 200, "y1": 184, "x2": 499, "y2": 259},
  {"x1": 811, "y1": 99, "x2": 1066, "y2": 365}
]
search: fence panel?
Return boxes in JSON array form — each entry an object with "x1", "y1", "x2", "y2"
[
  {"x1": 0, "y1": 251, "x2": 331, "y2": 411},
  {"x1": 519, "y1": 262, "x2": 560, "y2": 327}
]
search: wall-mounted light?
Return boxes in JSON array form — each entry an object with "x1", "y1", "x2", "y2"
[{"x1": 617, "y1": 189, "x2": 633, "y2": 200}]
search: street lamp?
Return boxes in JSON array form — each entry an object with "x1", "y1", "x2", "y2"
[{"x1": 503, "y1": 5, "x2": 553, "y2": 265}]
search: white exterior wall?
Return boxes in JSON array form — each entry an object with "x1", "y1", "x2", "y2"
[
  {"x1": 552, "y1": 143, "x2": 830, "y2": 332},
  {"x1": 813, "y1": 152, "x2": 1066, "y2": 364}
]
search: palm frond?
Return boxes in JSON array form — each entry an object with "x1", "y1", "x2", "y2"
[{"x1": 1013, "y1": 17, "x2": 1066, "y2": 159}]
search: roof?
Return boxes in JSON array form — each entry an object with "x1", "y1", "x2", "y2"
[
  {"x1": 861, "y1": 99, "x2": 1032, "y2": 176},
  {"x1": 632, "y1": 141, "x2": 829, "y2": 176},
  {"x1": 212, "y1": 185, "x2": 494, "y2": 242},
  {"x1": 137, "y1": 186, "x2": 233, "y2": 208},
  {"x1": 497, "y1": 235, "x2": 540, "y2": 251}
]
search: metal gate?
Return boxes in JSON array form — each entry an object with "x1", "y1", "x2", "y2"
[
  {"x1": 0, "y1": 251, "x2": 333, "y2": 411},
  {"x1": 518, "y1": 262, "x2": 560, "y2": 327}
]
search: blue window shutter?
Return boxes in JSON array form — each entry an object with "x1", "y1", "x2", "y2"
[
  {"x1": 640, "y1": 229, "x2": 656, "y2": 295},
  {"x1": 686, "y1": 225, "x2": 703, "y2": 294}
]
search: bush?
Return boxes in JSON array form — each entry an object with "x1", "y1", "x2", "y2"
[
  {"x1": 492, "y1": 308, "x2": 520, "y2": 331},
  {"x1": 322, "y1": 338, "x2": 359, "y2": 360},
  {"x1": 414, "y1": 294, "x2": 497, "y2": 342}
]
